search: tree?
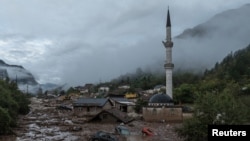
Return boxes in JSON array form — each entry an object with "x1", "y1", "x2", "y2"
[
  {"x1": 174, "y1": 83, "x2": 196, "y2": 104},
  {"x1": 66, "y1": 87, "x2": 77, "y2": 94},
  {"x1": 176, "y1": 83, "x2": 248, "y2": 141},
  {"x1": 134, "y1": 98, "x2": 148, "y2": 113},
  {"x1": 0, "y1": 79, "x2": 30, "y2": 133},
  {"x1": 0, "y1": 107, "x2": 11, "y2": 134}
]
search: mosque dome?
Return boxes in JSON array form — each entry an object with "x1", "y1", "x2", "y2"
[{"x1": 149, "y1": 93, "x2": 173, "y2": 104}]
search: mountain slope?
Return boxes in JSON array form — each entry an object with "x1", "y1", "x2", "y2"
[
  {"x1": 172, "y1": 3, "x2": 250, "y2": 72},
  {"x1": 176, "y1": 4, "x2": 250, "y2": 39},
  {"x1": 0, "y1": 60, "x2": 38, "y2": 85},
  {"x1": 0, "y1": 60, "x2": 67, "y2": 94},
  {"x1": 204, "y1": 43, "x2": 250, "y2": 83},
  {"x1": 0, "y1": 59, "x2": 44, "y2": 94}
]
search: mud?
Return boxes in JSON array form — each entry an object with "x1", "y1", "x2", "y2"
[{"x1": 1, "y1": 97, "x2": 184, "y2": 141}]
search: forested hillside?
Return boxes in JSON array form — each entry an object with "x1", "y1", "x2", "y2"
[
  {"x1": 204, "y1": 44, "x2": 250, "y2": 85},
  {"x1": 176, "y1": 43, "x2": 250, "y2": 141}
]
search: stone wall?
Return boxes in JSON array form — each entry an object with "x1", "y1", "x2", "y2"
[
  {"x1": 115, "y1": 102, "x2": 135, "y2": 113},
  {"x1": 142, "y1": 106, "x2": 183, "y2": 122},
  {"x1": 74, "y1": 107, "x2": 102, "y2": 116}
]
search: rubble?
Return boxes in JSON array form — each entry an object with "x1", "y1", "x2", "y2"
[{"x1": 3, "y1": 97, "x2": 185, "y2": 141}]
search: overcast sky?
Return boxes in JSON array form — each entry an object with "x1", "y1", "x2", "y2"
[{"x1": 0, "y1": 0, "x2": 249, "y2": 86}]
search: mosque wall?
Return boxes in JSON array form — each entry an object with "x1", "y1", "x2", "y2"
[{"x1": 142, "y1": 106, "x2": 183, "y2": 122}]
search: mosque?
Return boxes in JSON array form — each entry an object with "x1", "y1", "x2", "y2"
[{"x1": 142, "y1": 8, "x2": 183, "y2": 122}]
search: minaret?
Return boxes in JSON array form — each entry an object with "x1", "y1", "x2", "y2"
[{"x1": 162, "y1": 8, "x2": 174, "y2": 99}]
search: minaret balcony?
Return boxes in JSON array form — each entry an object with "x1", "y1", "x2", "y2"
[
  {"x1": 162, "y1": 41, "x2": 173, "y2": 48},
  {"x1": 164, "y1": 63, "x2": 174, "y2": 69}
]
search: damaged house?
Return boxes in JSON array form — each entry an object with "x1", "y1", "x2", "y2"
[
  {"x1": 73, "y1": 98, "x2": 113, "y2": 117},
  {"x1": 89, "y1": 108, "x2": 134, "y2": 124},
  {"x1": 110, "y1": 97, "x2": 136, "y2": 113}
]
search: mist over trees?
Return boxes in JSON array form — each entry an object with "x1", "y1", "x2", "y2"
[{"x1": 175, "y1": 44, "x2": 250, "y2": 141}]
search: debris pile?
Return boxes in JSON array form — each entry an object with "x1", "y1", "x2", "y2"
[{"x1": 9, "y1": 97, "x2": 184, "y2": 141}]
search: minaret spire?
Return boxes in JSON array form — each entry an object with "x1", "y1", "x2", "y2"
[
  {"x1": 167, "y1": 7, "x2": 171, "y2": 27},
  {"x1": 162, "y1": 7, "x2": 174, "y2": 99}
]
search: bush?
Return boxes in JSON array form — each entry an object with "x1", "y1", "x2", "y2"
[
  {"x1": 0, "y1": 79, "x2": 30, "y2": 134},
  {"x1": 0, "y1": 107, "x2": 11, "y2": 134},
  {"x1": 176, "y1": 89, "x2": 248, "y2": 141}
]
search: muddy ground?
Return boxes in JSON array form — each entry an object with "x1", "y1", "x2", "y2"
[{"x1": 0, "y1": 97, "x2": 185, "y2": 141}]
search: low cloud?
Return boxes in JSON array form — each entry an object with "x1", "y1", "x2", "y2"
[{"x1": 0, "y1": 0, "x2": 249, "y2": 86}]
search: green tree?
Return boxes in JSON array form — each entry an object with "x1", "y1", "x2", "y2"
[
  {"x1": 0, "y1": 107, "x2": 11, "y2": 134},
  {"x1": 174, "y1": 83, "x2": 196, "y2": 104},
  {"x1": 0, "y1": 79, "x2": 30, "y2": 133},
  {"x1": 176, "y1": 83, "x2": 248, "y2": 141},
  {"x1": 66, "y1": 87, "x2": 78, "y2": 94},
  {"x1": 0, "y1": 86, "x2": 19, "y2": 126},
  {"x1": 134, "y1": 98, "x2": 148, "y2": 113}
]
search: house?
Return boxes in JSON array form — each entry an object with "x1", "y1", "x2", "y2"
[
  {"x1": 105, "y1": 93, "x2": 125, "y2": 98},
  {"x1": 74, "y1": 86, "x2": 85, "y2": 92},
  {"x1": 82, "y1": 83, "x2": 94, "y2": 94},
  {"x1": 88, "y1": 108, "x2": 134, "y2": 124},
  {"x1": 153, "y1": 85, "x2": 166, "y2": 93},
  {"x1": 118, "y1": 85, "x2": 130, "y2": 89},
  {"x1": 75, "y1": 83, "x2": 94, "y2": 94},
  {"x1": 98, "y1": 86, "x2": 110, "y2": 93},
  {"x1": 84, "y1": 83, "x2": 94, "y2": 89},
  {"x1": 143, "y1": 89, "x2": 154, "y2": 94},
  {"x1": 124, "y1": 92, "x2": 138, "y2": 99},
  {"x1": 73, "y1": 98, "x2": 113, "y2": 117},
  {"x1": 110, "y1": 97, "x2": 135, "y2": 113},
  {"x1": 105, "y1": 89, "x2": 127, "y2": 98}
]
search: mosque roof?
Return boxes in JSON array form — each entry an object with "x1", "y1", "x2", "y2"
[{"x1": 149, "y1": 93, "x2": 173, "y2": 103}]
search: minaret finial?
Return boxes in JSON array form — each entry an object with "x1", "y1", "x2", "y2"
[{"x1": 167, "y1": 7, "x2": 171, "y2": 27}]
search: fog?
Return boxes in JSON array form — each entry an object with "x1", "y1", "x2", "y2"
[
  {"x1": 173, "y1": 3, "x2": 250, "y2": 71},
  {"x1": 0, "y1": 0, "x2": 249, "y2": 86}
]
